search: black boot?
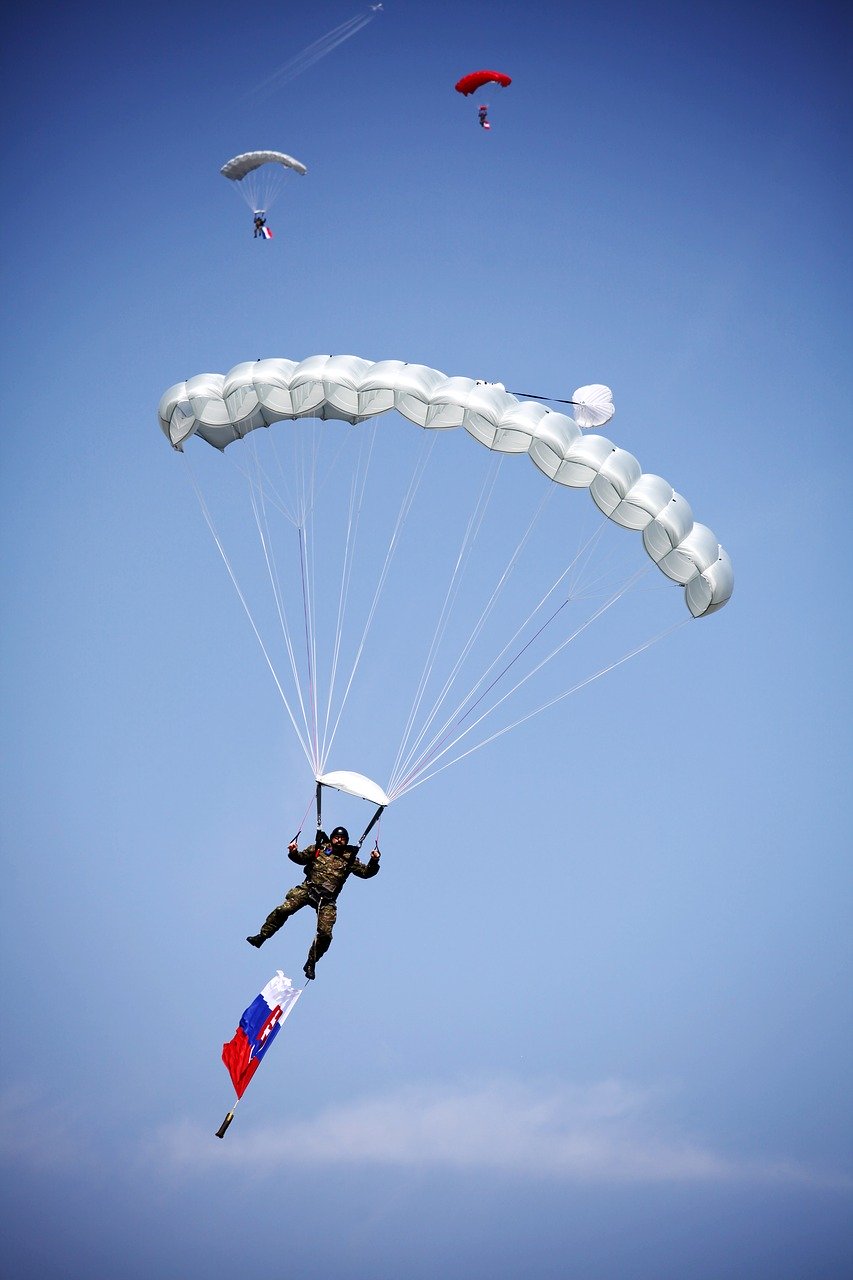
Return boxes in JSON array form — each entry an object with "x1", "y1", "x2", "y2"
[
  {"x1": 303, "y1": 955, "x2": 316, "y2": 980},
  {"x1": 246, "y1": 934, "x2": 264, "y2": 948}
]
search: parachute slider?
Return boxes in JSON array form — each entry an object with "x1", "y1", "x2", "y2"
[{"x1": 317, "y1": 770, "x2": 389, "y2": 807}]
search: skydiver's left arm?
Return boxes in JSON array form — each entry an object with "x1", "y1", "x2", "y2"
[{"x1": 351, "y1": 849, "x2": 380, "y2": 878}]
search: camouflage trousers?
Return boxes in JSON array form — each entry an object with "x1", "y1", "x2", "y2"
[{"x1": 258, "y1": 883, "x2": 338, "y2": 967}]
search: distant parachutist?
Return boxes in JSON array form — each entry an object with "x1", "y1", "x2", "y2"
[
  {"x1": 221, "y1": 151, "x2": 306, "y2": 236},
  {"x1": 455, "y1": 69, "x2": 511, "y2": 131}
]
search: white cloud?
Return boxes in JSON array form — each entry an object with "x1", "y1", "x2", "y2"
[{"x1": 153, "y1": 1076, "x2": 848, "y2": 1187}]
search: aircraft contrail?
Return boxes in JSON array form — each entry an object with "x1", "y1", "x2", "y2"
[{"x1": 243, "y1": 6, "x2": 383, "y2": 102}]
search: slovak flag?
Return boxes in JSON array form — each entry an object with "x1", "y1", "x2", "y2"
[
  {"x1": 221, "y1": 970, "x2": 302, "y2": 1099},
  {"x1": 261, "y1": 225, "x2": 273, "y2": 239}
]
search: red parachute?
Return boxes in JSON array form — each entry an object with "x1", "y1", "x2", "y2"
[{"x1": 454, "y1": 69, "x2": 512, "y2": 96}]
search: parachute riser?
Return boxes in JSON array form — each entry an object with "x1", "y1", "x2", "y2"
[
  {"x1": 315, "y1": 780, "x2": 324, "y2": 846},
  {"x1": 343, "y1": 802, "x2": 385, "y2": 885},
  {"x1": 356, "y1": 803, "x2": 385, "y2": 851}
]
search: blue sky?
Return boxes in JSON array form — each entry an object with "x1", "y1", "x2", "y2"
[{"x1": 1, "y1": 1, "x2": 851, "y2": 1276}]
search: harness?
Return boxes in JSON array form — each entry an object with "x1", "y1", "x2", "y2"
[{"x1": 304, "y1": 878, "x2": 337, "y2": 909}]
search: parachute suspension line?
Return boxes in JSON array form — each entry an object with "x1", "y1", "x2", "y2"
[
  {"x1": 318, "y1": 439, "x2": 361, "y2": 768},
  {"x1": 234, "y1": 168, "x2": 281, "y2": 215},
  {"x1": 565, "y1": 519, "x2": 608, "y2": 601},
  {"x1": 235, "y1": 422, "x2": 355, "y2": 776},
  {"x1": 406, "y1": 563, "x2": 653, "y2": 792},
  {"x1": 241, "y1": 439, "x2": 317, "y2": 767},
  {"x1": 387, "y1": 452, "x2": 504, "y2": 791},
  {"x1": 182, "y1": 454, "x2": 315, "y2": 772},
  {"x1": 297, "y1": 521, "x2": 321, "y2": 774},
  {"x1": 319, "y1": 426, "x2": 437, "y2": 769},
  {"x1": 389, "y1": 460, "x2": 514, "y2": 793},
  {"x1": 391, "y1": 595, "x2": 572, "y2": 799},
  {"x1": 394, "y1": 616, "x2": 691, "y2": 799},
  {"x1": 226, "y1": 415, "x2": 335, "y2": 530},
  {"x1": 469, "y1": 524, "x2": 607, "y2": 677},
  {"x1": 388, "y1": 480, "x2": 556, "y2": 796},
  {"x1": 443, "y1": 522, "x2": 606, "y2": 725},
  {"x1": 320, "y1": 428, "x2": 439, "y2": 769},
  {"x1": 282, "y1": 420, "x2": 326, "y2": 776},
  {"x1": 389, "y1": 564, "x2": 653, "y2": 799},
  {"x1": 289, "y1": 420, "x2": 357, "y2": 527},
  {"x1": 291, "y1": 789, "x2": 316, "y2": 846},
  {"x1": 235, "y1": 416, "x2": 386, "y2": 779},
  {"x1": 567, "y1": 518, "x2": 651, "y2": 605},
  {"x1": 229, "y1": 448, "x2": 300, "y2": 529},
  {"x1": 319, "y1": 423, "x2": 378, "y2": 772},
  {"x1": 387, "y1": 528, "x2": 604, "y2": 798},
  {"x1": 415, "y1": 565, "x2": 651, "y2": 787}
]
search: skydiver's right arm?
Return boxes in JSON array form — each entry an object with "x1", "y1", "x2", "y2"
[{"x1": 288, "y1": 842, "x2": 314, "y2": 865}]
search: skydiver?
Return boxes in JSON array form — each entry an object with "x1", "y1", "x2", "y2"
[
  {"x1": 478, "y1": 104, "x2": 491, "y2": 130},
  {"x1": 247, "y1": 826, "x2": 380, "y2": 980},
  {"x1": 253, "y1": 213, "x2": 267, "y2": 238}
]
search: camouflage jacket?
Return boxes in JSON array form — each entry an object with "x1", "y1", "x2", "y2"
[{"x1": 288, "y1": 843, "x2": 379, "y2": 899}]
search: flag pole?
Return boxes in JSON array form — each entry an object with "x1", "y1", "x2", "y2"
[{"x1": 216, "y1": 1094, "x2": 242, "y2": 1138}]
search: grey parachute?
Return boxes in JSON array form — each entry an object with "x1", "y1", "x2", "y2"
[
  {"x1": 158, "y1": 354, "x2": 732, "y2": 803},
  {"x1": 220, "y1": 150, "x2": 307, "y2": 213}
]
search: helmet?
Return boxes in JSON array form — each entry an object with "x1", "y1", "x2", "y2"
[{"x1": 330, "y1": 826, "x2": 349, "y2": 843}]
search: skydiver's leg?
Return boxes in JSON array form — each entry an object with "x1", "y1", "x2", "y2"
[
  {"x1": 247, "y1": 884, "x2": 310, "y2": 946},
  {"x1": 303, "y1": 901, "x2": 337, "y2": 978}
]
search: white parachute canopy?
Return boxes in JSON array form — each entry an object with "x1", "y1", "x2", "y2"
[
  {"x1": 158, "y1": 354, "x2": 732, "y2": 804},
  {"x1": 220, "y1": 150, "x2": 307, "y2": 213}
]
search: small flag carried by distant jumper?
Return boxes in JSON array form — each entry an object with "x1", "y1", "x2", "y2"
[
  {"x1": 216, "y1": 970, "x2": 302, "y2": 1137},
  {"x1": 261, "y1": 225, "x2": 273, "y2": 239}
]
